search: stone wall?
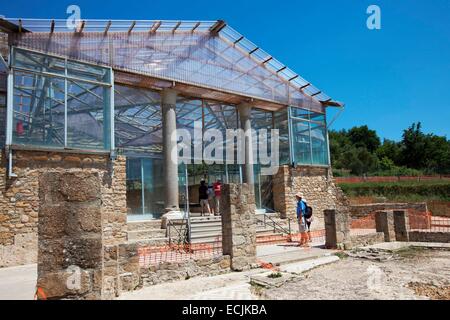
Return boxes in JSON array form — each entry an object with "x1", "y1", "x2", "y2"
[
  {"x1": 221, "y1": 183, "x2": 257, "y2": 271},
  {"x1": 103, "y1": 241, "x2": 231, "y2": 298},
  {"x1": 0, "y1": 150, "x2": 127, "y2": 268},
  {"x1": 350, "y1": 232, "x2": 385, "y2": 248},
  {"x1": 37, "y1": 171, "x2": 104, "y2": 299},
  {"x1": 273, "y1": 165, "x2": 349, "y2": 230},
  {"x1": 349, "y1": 203, "x2": 428, "y2": 229},
  {"x1": 324, "y1": 209, "x2": 351, "y2": 250},
  {"x1": 409, "y1": 231, "x2": 450, "y2": 243}
]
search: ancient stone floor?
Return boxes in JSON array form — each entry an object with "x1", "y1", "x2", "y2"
[
  {"x1": 0, "y1": 264, "x2": 36, "y2": 300},
  {"x1": 261, "y1": 245, "x2": 450, "y2": 300}
]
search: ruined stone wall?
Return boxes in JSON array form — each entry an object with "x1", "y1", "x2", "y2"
[
  {"x1": 103, "y1": 241, "x2": 231, "y2": 298},
  {"x1": 349, "y1": 203, "x2": 428, "y2": 229},
  {"x1": 0, "y1": 150, "x2": 127, "y2": 267},
  {"x1": 221, "y1": 183, "x2": 257, "y2": 271},
  {"x1": 273, "y1": 165, "x2": 349, "y2": 230},
  {"x1": 408, "y1": 231, "x2": 450, "y2": 243}
]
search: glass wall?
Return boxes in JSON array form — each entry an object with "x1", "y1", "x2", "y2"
[
  {"x1": 273, "y1": 108, "x2": 290, "y2": 165},
  {"x1": 289, "y1": 107, "x2": 329, "y2": 166},
  {"x1": 10, "y1": 48, "x2": 112, "y2": 150},
  {"x1": 126, "y1": 157, "x2": 165, "y2": 220}
]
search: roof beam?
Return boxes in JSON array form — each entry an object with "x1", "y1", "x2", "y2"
[
  {"x1": 172, "y1": 21, "x2": 181, "y2": 33},
  {"x1": 191, "y1": 22, "x2": 201, "y2": 33},
  {"x1": 233, "y1": 36, "x2": 244, "y2": 44},
  {"x1": 311, "y1": 91, "x2": 321, "y2": 97},
  {"x1": 150, "y1": 21, "x2": 161, "y2": 33},
  {"x1": 76, "y1": 20, "x2": 85, "y2": 33},
  {"x1": 50, "y1": 19, "x2": 55, "y2": 33},
  {"x1": 249, "y1": 47, "x2": 259, "y2": 55},
  {"x1": 276, "y1": 66, "x2": 287, "y2": 73},
  {"x1": 104, "y1": 20, "x2": 112, "y2": 34},
  {"x1": 262, "y1": 56, "x2": 273, "y2": 64},
  {"x1": 0, "y1": 18, "x2": 29, "y2": 33},
  {"x1": 210, "y1": 20, "x2": 226, "y2": 34},
  {"x1": 300, "y1": 83, "x2": 310, "y2": 90},
  {"x1": 288, "y1": 75, "x2": 299, "y2": 82},
  {"x1": 128, "y1": 21, "x2": 136, "y2": 33}
]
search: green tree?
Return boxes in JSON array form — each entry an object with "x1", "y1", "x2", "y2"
[{"x1": 348, "y1": 125, "x2": 381, "y2": 153}]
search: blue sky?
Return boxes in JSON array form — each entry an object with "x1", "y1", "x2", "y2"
[{"x1": 1, "y1": 0, "x2": 449, "y2": 141}]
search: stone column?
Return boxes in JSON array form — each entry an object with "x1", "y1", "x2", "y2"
[
  {"x1": 37, "y1": 172, "x2": 104, "y2": 300},
  {"x1": 238, "y1": 103, "x2": 254, "y2": 185},
  {"x1": 375, "y1": 211, "x2": 396, "y2": 242},
  {"x1": 393, "y1": 210, "x2": 409, "y2": 242},
  {"x1": 162, "y1": 89, "x2": 179, "y2": 211},
  {"x1": 221, "y1": 183, "x2": 257, "y2": 271},
  {"x1": 324, "y1": 209, "x2": 351, "y2": 250}
]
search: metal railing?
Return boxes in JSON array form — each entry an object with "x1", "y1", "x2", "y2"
[
  {"x1": 167, "y1": 217, "x2": 189, "y2": 246},
  {"x1": 256, "y1": 213, "x2": 292, "y2": 235}
]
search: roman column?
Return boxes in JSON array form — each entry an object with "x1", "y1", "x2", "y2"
[
  {"x1": 238, "y1": 103, "x2": 254, "y2": 185},
  {"x1": 162, "y1": 88, "x2": 179, "y2": 211}
]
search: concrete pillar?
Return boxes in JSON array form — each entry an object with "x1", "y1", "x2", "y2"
[
  {"x1": 221, "y1": 183, "x2": 257, "y2": 271},
  {"x1": 324, "y1": 209, "x2": 351, "y2": 250},
  {"x1": 375, "y1": 211, "x2": 395, "y2": 242},
  {"x1": 238, "y1": 103, "x2": 254, "y2": 185},
  {"x1": 161, "y1": 89, "x2": 179, "y2": 211},
  {"x1": 393, "y1": 210, "x2": 409, "y2": 242}
]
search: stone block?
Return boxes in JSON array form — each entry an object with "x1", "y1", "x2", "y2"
[{"x1": 393, "y1": 210, "x2": 409, "y2": 242}]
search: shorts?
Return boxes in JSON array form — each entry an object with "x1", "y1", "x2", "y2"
[
  {"x1": 305, "y1": 217, "x2": 312, "y2": 231},
  {"x1": 298, "y1": 218, "x2": 306, "y2": 233},
  {"x1": 200, "y1": 199, "x2": 210, "y2": 211}
]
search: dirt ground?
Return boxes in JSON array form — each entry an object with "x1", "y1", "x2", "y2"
[{"x1": 259, "y1": 248, "x2": 450, "y2": 300}]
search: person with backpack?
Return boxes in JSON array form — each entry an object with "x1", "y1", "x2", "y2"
[{"x1": 296, "y1": 193, "x2": 312, "y2": 245}]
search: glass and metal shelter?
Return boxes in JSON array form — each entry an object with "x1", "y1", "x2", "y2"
[{"x1": 0, "y1": 17, "x2": 343, "y2": 220}]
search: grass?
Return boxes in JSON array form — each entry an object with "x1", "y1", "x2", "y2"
[
  {"x1": 338, "y1": 180, "x2": 450, "y2": 202},
  {"x1": 267, "y1": 272, "x2": 283, "y2": 279},
  {"x1": 338, "y1": 179, "x2": 450, "y2": 188}
]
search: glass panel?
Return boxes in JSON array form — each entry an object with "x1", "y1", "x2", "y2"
[
  {"x1": 292, "y1": 119, "x2": 311, "y2": 165},
  {"x1": 67, "y1": 60, "x2": 111, "y2": 84},
  {"x1": 274, "y1": 109, "x2": 290, "y2": 165},
  {"x1": 176, "y1": 98, "x2": 202, "y2": 162},
  {"x1": 0, "y1": 91, "x2": 6, "y2": 149},
  {"x1": 13, "y1": 48, "x2": 65, "y2": 76},
  {"x1": 126, "y1": 157, "x2": 165, "y2": 220},
  {"x1": 66, "y1": 79, "x2": 110, "y2": 150},
  {"x1": 290, "y1": 107, "x2": 309, "y2": 120},
  {"x1": 11, "y1": 48, "x2": 112, "y2": 151},
  {"x1": 311, "y1": 122, "x2": 329, "y2": 166},
  {"x1": 178, "y1": 163, "x2": 188, "y2": 213},
  {"x1": 310, "y1": 111, "x2": 325, "y2": 123},
  {"x1": 12, "y1": 71, "x2": 65, "y2": 147},
  {"x1": 114, "y1": 84, "x2": 162, "y2": 156},
  {"x1": 254, "y1": 165, "x2": 274, "y2": 212},
  {"x1": 126, "y1": 158, "x2": 143, "y2": 216},
  {"x1": 142, "y1": 158, "x2": 165, "y2": 219}
]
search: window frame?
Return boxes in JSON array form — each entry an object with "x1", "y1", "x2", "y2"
[{"x1": 6, "y1": 46, "x2": 114, "y2": 153}]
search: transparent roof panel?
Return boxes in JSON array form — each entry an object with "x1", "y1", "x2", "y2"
[{"x1": 3, "y1": 18, "x2": 342, "y2": 110}]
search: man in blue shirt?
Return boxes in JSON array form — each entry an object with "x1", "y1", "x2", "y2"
[{"x1": 296, "y1": 193, "x2": 308, "y2": 246}]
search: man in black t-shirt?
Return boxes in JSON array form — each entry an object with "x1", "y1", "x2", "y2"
[{"x1": 199, "y1": 180, "x2": 211, "y2": 216}]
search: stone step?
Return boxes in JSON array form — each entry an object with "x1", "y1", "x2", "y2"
[
  {"x1": 190, "y1": 221, "x2": 222, "y2": 228},
  {"x1": 127, "y1": 220, "x2": 161, "y2": 232},
  {"x1": 190, "y1": 216, "x2": 222, "y2": 222},
  {"x1": 127, "y1": 228, "x2": 167, "y2": 241},
  {"x1": 190, "y1": 235, "x2": 222, "y2": 244},
  {"x1": 127, "y1": 237, "x2": 170, "y2": 246}
]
